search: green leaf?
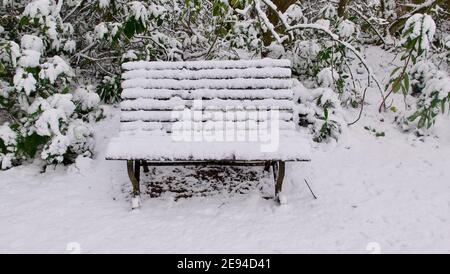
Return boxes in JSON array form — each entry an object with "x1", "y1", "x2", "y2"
[
  {"x1": 403, "y1": 74, "x2": 410, "y2": 94},
  {"x1": 390, "y1": 67, "x2": 401, "y2": 77},
  {"x1": 0, "y1": 139, "x2": 6, "y2": 154},
  {"x1": 392, "y1": 79, "x2": 402, "y2": 93},
  {"x1": 407, "y1": 111, "x2": 420, "y2": 122},
  {"x1": 124, "y1": 19, "x2": 137, "y2": 38},
  {"x1": 19, "y1": 16, "x2": 29, "y2": 26},
  {"x1": 418, "y1": 116, "x2": 426, "y2": 129},
  {"x1": 16, "y1": 133, "x2": 49, "y2": 158}
]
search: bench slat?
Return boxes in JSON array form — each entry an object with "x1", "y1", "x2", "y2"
[
  {"x1": 120, "y1": 98, "x2": 294, "y2": 111},
  {"x1": 122, "y1": 67, "x2": 291, "y2": 80},
  {"x1": 120, "y1": 110, "x2": 294, "y2": 122},
  {"x1": 121, "y1": 78, "x2": 292, "y2": 90},
  {"x1": 120, "y1": 121, "x2": 295, "y2": 132},
  {"x1": 122, "y1": 59, "x2": 291, "y2": 71},
  {"x1": 121, "y1": 88, "x2": 293, "y2": 100}
]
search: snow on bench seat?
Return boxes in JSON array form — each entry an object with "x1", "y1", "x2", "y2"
[
  {"x1": 122, "y1": 78, "x2": 293, "y2": 90},
  {"x1": 119, "y1": 120, "x2": 296, "y2": 132},
  {"x1": 120, "y1": 98, "x2": 294, "y2": 111},
  {"x1": 121, "y1": 88, "x2": 294, "y2": 100},
  {"x1": 122, "y1": 59, "x2": 291, "y2": 71},
  {"x1": 122, "y1": 67, "x2": 292, "y2": 80},
  {"x1": 120, "y1": 110, "x2": 294, "y2": 122},
  {"x1": 105, "y1": 133, "x2": 310, "y2": 161}
]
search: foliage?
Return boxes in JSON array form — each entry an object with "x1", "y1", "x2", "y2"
[{"x1": 0, "y1": 1, "x2": 103, "y2": 169}]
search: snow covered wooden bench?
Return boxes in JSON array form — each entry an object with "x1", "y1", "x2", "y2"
[{"x1": 105, "y1": 59, "x2": 310, "y2": 209}]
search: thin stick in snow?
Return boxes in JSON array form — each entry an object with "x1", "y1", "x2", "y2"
[{"x1": 304, "y1": 179, "x2": 317, "y2": 200}]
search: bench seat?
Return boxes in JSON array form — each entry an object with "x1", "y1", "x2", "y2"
[{"x1": 105, "y1": 132, "x2": 310, "y2": 162}]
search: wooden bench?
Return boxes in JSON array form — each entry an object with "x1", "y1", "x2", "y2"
[{"x1": 105, "y1": 59, "x2": 310, "y2": 209}]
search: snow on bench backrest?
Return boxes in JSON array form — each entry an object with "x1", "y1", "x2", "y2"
[{"x1": 120, "y1": 59, "x2": 295, "y2": 133}]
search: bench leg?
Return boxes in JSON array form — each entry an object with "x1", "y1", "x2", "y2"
[
  {"x1": 142, "y1": 160, "x2": 150, "y2": 173},
  {"x1": 127, "y1": 160, "x2": 141, "y2": 209},
  {"x1": 272, "y1": 161, "x2": 285, "y2": 204},
  {"x1": 263, "y1": 161, "x2": 271, "y2": 173}
]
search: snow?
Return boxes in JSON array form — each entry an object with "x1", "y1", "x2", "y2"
[
  {"x1": 338, "y1": 20, "x2": 356, "y2": 38},
  {"x1": 122, "y1": 50, "x2": 138, "y2": 61},
  {"x1": 122, "y1": 88, "x2": 294, "y2": 100},
  {"x1": 120, "y1": 120, "x2": 295, "y2": 132},
  {"x1": 295, "y1": 41, "x2": 321, "y2": 59},
  {"x1": 34, "y1": 108, "x2": 67, "y2": 136},
  {"x1": 445, "y1": 35, "x2": 450, "y2": 49},
  {"x1": 1, "y1": 104, "x2": 449, "y2": 252},
  {"x1": 41, "y1": 134, "x2": 70, "y2": 163},
  {"x1": 120, "y1": 98, "x2": 294, "y2": 110},
  {"x1": 63, "y1": 40, "x2": 76, "y2": 53},
  {"x1": 5, "y1": 41, "x2": 21, "y2": 67},
  {"x1": 401, "y1": 14, "x2": 436, "y2": 52},
  {"x1": 18, "y1": 50, "x2": 41, "y2": 68},
  {"x1": 23, "y1": 0, "x2": 51, "y2": 19},
  {"x1": 0, "y1": 123, "x2": 17, "y2": 169},
  {"x1": 66, "y1": 119, "x2": 94, "y2": 155},
  {"x1": 320, "y1": 3, "x2": 336, "y2": 19},
  {"x1": 128, "y1": 1, "x2": 148, "y2": 25},
  {"x1": 315, "y1": 19, "x2": 330, "y2": 30},
  {"x1": 122, "y1": 59, "x2": 291, "y2": 71},
  {"x1": 422, "y1": 74, "x2": 450, "y2": 100},
  {"x1": 105, "y1": 132, "x2": 310, "y2": 161},
  {"x1": 254, "y1": 0, "x2": 283, "y2": 43},
  {"x1": 13, "y1": 68, "x2": 37, "y2": 95},
  {"x1": 0, "y1": 47, "x2": 449, "y2": 253},
  {"x1": 73, "y1": 86, "x2": 101, "y2": 111},
  {"x1": 317, "y1": 67, "x2": 339, "y2": 88},
  {"x1": 98, "y1": 0, "x2": 110, "y2": 9},
  {"x1": 48, "y1": 94, "x2": 76, "y2": 116},
  {"x1": 21, "y1": 35, "x2": 44, "y2": 52},
  {"x1": 94, "y1": 23, "x2": 108, "y2": 40},
  {"x1": 0, "y1": 123, "x2": 16, "y2": 147},
  {"x1": 122, "y1": 67, "x2": 292, "y2": 80},
  {"x1": 39, "y1": 56, "x2": 73, "y2": 83},
  {"x1": 121, "y1": 110, "x2": 293, "y2": 122},
  {"x1": 122, "y1": 78, "x2": 292, "y2": 90},
  {"x1": 284, "y1": 4, "x2": 303, "y2": 24}
]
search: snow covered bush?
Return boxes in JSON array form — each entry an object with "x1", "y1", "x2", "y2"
[
  {"x1": 385, "y1": 13, "x2": 436, "y2": 99},
  {"x1": 0, "y1": 123, "x2": 17, "y2": 169},
  {"x1": 382, "y1": 12, "x2": 449, "y2": 131},
  {"x1": 0, "y1": 0, "x2": 103, "y2": 169},
  {"x1": 282, "y1": 3, "x2": 362, "y2": 107},
  {"x1": 294, "y1": 81, "x2": 344, "y2": 143},
  {"x1": 403, "y1": 62, "x2": 450, "y2": 130}
]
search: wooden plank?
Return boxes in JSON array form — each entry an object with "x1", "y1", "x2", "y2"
[
  {"x1": 122, "y1": 67, "x2": 291, "y2": 80},
  {"x1": 120, "y1": 120, "x2": 296, "y2": 132},
  {"x1": 121, "y1": 88, "x2": 294, "y2": 100},
  {"x1": 120, "y1": 98, "x2": 294, "y2": 111},
  {"x1": 121, "y1": 78, "x2": 292, "y2": 90},
  {"x1": 122, "y1": 59, "x2": 291, "y2": 71},
  {"x1": 120, "y1": 110, "x2": 294, "y2": 122}
]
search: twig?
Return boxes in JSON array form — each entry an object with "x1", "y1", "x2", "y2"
[
  {"x1": 304, "y1": 179, "x2": 317, "y2": 200},
  {"x1": 349, "y1": 7, "x2": 387, "y2": 46},
  {"x1": 348, "y1": 87, "x2": 368, "y2": 126}
]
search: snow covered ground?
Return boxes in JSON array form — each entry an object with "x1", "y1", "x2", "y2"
[{"x1": 0, "y1": 47, "x2": 449, "y2": 253}]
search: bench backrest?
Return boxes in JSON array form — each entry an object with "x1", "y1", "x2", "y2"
[{"x1": 120, "y1": 59, "x2": 295, "y2": 135}]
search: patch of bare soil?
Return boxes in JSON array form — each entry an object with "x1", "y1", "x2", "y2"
[{"x1": 141, "y1": 165, "x2": 274, "y2": 200}]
